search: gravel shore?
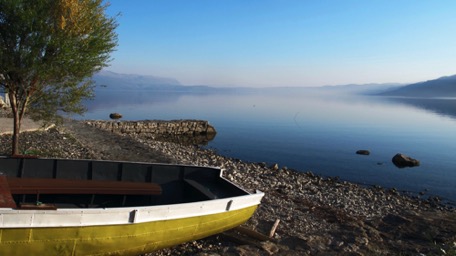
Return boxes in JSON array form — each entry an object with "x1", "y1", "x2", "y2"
[{"x1": 1, "y1": 119, "x2": 455, "y2": 255}]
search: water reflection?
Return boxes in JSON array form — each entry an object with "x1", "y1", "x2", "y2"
[
  {"x1": 86, "y1": 90, "x2": 184, "y2": 110},
  {"x1": 79, "y1": 89, "x2": 456, "y2": 202},
  {"x1": 381, "y1": 97, "x2": 456, "y2": 120}
]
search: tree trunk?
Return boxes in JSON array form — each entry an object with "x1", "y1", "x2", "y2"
[
  {"x1": 8, "y1": 92, "x2": 22, "y2": 156},
  {"x1": 12, "y1": 111, "x2": 21, "y2": 156}
]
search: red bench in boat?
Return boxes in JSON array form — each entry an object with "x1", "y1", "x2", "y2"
[{"x1": 0, "y1": 175, "x2": 161, "y2": 209}]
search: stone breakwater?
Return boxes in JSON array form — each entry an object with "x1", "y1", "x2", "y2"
[{"x1": 84, "y1": 120, "x2": 216, "y2": 137}]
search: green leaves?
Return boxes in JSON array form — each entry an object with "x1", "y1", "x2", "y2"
[{"x1": 0, "y1": 0, "x2": 118, "y2": 154}]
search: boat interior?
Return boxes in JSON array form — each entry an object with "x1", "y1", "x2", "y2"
[{"x1": 0, "y1": 157, "x2": 248, "y2": 209}]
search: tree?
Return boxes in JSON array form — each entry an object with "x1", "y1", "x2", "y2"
[{"x1": 0, "y1": 0, "x2": 118, "y2": 155}]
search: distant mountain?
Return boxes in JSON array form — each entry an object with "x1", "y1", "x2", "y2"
[
  {"x1": 92, "y1": 71, "x2": 183, "y2": 91},
  {"x1": 378, "y1": 74, "x2": 456, "y2": 97},
  {"x1": 93, "y1": 71, "x2": 456, "y2": 97},
  {"x1": 319, "y1": 83, "x2": 404, "y2": 95}
]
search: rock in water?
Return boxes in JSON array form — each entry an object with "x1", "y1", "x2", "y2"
[
  {"x1": 109, "y1": 113, "x2": 122, "y2": 120},
  {"x1": 392, "y1": 153, "x2": 420, "y2": 168},
  {"x1": 356, "y1": 150, "x2": 370, "y2": 155}
]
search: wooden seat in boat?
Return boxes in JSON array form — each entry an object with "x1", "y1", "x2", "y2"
[
  {"x1": 184, "y1": 179, "x2": 218, "y2": 199},
  {"x1": 6, "y1": 177, "x2": 162, "y2": 196}
]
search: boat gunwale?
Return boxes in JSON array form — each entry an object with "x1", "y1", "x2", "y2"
[
  {"x1": 0, "y1": 156, "x2": 225, "y2": 171},
  {"x1": 0, "y1": 192, "x2": 264, "y2": 228}
]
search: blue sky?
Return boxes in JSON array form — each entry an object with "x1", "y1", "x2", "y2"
[{"x1": 105, "y1": 1, "x2": 456, "y2": 87}]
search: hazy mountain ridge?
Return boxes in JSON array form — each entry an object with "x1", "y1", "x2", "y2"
[
  {"x1": 93, "y1": 71, "x2": 406, "y2": 94},
  {"x1": 319, "y1": 83, "x2": 404, "y2": 95},
  {"x1": 93, "y1": 71, "x2": 182, "y2": 91},
  {"x1": 379, "y1": 74, "x2": 456, "y2": 97},
  {"x1": 93, "y1": 71, "x2": 456, "y2": 97}
]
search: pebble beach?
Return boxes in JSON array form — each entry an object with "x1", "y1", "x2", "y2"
[{"x1": 0, "y1": 115, "x2": 455, "y2": 255}]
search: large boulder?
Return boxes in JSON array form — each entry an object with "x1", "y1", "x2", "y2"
[{"x1": 392, "y1": 153, "x2": 420, "y2": 168}]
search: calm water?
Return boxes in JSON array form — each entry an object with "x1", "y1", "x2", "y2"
[{"x1": 80, "y1": 89, "x2": 456, "y2": 203}]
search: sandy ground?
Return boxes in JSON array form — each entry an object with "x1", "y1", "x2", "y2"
[{"x1": 0, "y1": 117, "x2": 48, "y2": 135}]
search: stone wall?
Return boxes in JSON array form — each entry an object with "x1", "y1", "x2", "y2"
[{"x1": 85, "y1": 120, "x2": 216, "y2": 137}]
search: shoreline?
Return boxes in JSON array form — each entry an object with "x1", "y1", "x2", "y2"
[
  {"x1": 85, "y1": 119, "x2": 456, "y2": 207},
  {"x1": 1, "y1": 119, "x2": 455, "y2": 255}
]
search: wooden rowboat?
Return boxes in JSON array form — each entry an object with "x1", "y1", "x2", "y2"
[{"x1": 0, "y1": 157, "x2": 264, "y2": 255}]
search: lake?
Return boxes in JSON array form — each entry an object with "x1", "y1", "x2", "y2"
[{"x1": 80, "y1": 89, "x2": 456, "y2": 203}]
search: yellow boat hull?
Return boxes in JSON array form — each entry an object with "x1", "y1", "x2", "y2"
[{"x1": 0, "y1": 205, "x2": 258, "y2": 255}]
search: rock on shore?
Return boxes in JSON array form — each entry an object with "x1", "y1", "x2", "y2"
[{"x1": 1, "y1": 120, "x2": 455, "y2": 255}]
